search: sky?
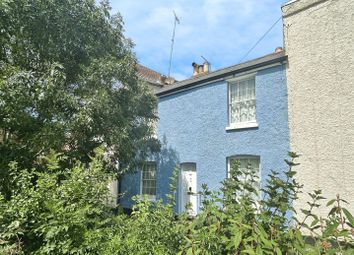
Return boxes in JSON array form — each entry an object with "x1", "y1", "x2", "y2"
[{"x1": 109, "y1": 0, "x2": 288, "y2": 81}]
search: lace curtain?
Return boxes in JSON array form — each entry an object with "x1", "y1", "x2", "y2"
[
  {"x1": 230, "y1": 78, "x2": 256, "y2": 124},
  {"x1": 142, "y1": 162, "x2": 157, "y2": 195}
]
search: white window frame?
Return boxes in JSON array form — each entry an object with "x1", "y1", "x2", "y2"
[
  {"x1": 140, "y1": 161, "x2": 157, "y2": 201},
  {"x1": 227, "y1": 155, "x2": 261, "y2": 201},
  {"x1": 226, "y1": 74, "x2": 258, "y2": 130}
]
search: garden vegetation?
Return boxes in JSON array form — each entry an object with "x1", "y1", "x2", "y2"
[{"x1": 0, "y1": 151, "x2": 353, "y2": 254}]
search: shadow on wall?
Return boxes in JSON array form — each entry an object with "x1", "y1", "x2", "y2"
[
  {"x1": 156, "y1": 135, "x2": 179, "y2": 205},
  {"x1": 116, "y1": 135, "x2": 179, "y2": 210}
]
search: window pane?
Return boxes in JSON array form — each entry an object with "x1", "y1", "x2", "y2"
[
  {"x1": 229, "y1": 157, "x2": 260, "y2": 180},
  {"x1": 229, "y1": 77, "x2": 256, "y2": 125},
  {"x1": 229, "y1": 156, "x2": 260, "y2": 203},
  {"x1": 141, "y1": 162, "x2": 157, "y2": 196}
]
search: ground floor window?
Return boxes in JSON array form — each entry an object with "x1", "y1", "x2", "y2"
[
  {"x1": 227, "y1": 156, "x2": 260, "y2": 199},
  {"x1": 140, "y1": 162, "x2": 157, "y2": 200}
]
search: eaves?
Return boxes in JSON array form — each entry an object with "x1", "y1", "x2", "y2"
[{"x1": 156, "y1": 52, "x2": 287, "y2": 98}]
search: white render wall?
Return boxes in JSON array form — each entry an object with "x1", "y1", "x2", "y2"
[{"x1": 282, "y1": 0, "x2": 354, "y2": 216}]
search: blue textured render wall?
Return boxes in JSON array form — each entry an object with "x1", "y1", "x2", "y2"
[
  {"x1": 119, "y1": 171, "x2": 140, "y2": 208},
  {"x1": 119, "y1": 137, "x2": 179, "y2": 209},
  {"x1": 120, "y1": 64, "x2": 290, "y2": 209}
]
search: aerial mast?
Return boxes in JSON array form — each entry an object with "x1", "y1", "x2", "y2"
[{"x1": 168, "y1": 11, "x2": 180, "y2": 78}]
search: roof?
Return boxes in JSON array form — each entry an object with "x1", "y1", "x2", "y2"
[
  {"x1": 156, "y1": 51, "x2": 287, "y2": 97},
  {"x1": 281, "y1": 0, "x2": 327, "y2": 18},
  {"x1": 282, "y1": 0, "x2": 300, "y2": 7},
  {"x1": 136, "y1": 64, "x2": 175, "y2": 87}
]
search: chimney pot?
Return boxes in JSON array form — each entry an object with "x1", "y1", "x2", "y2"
[
  {"x1": 275, "y1": 47, "x2": 283, "y2": 53},
  {"x1": 192, "y1": 62, "x2": 199, "y2": 76},
  {"x1": 160, "y1": 75, "x2": 167, "y2": 84},
  {"x1": 203, "y1": 61, "x2": 209, "y2": 73}
]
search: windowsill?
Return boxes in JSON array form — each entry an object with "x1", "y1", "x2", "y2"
[
  {"x1": 138, "y1": 194, "x2": 156, "y2": 201},
  {"x1": 226, "y1": 122, "x2": 258, "y2": 131}
]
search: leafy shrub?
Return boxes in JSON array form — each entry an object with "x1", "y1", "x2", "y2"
[
  {"x1": 1, "y1": 152, "x2": 353, "y2": 254},
  {"x1": 0, "y1": 150, "x2": 115, "y2": 254},
  {"x1": 102, "y1": 198, "x2": 181, "y2": 255},
  {"x1": 174, "y1": 152, "x2": 354, "y2": 254}
]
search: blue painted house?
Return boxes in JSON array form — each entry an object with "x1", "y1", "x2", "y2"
[{"x1": 120, "y1": 51, "x2": 290, "y2": 214}]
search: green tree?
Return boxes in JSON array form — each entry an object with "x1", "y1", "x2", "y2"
[
  {"x1": 0, "y1": 150, "x2": 116, "y2": 254},
  {"x1": 0, "y1": 0, "x2": 159, "y2": 196}
]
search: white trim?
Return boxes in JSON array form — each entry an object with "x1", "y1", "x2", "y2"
[
  {"x1": 226, "y1": 121, "x2": 258, "y2": 131},
  {"x1": 137, "y1": 194, "x2": 156, "y2": 201}
]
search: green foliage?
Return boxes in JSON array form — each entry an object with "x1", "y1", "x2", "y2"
[
  {"x1": 297, "y1": 192, "x2": 354, "y2": 254},
  {"x1": 0, "y1": 0, "x2": 159, "y2": 197},
  {"x1": 0, "y1": 150, "x2": 115, "y2": 254},
  {"x1": 104, "y1": 153, "x2": 354, "y2": 255},
  {"x1": 1, "y1": 151, "x2": 353, "y2": 254},
  {"x1": 103, "y1": 197, "x2": 181, "y2": 255},
  {"x1": 102, "y1": 167, "x2": 183, "y2": 255}
]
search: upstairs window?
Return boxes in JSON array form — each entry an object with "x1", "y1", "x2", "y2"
[
  {"x1": 140, "y1": 162, "x2": 157, "y2": 200},
  {"x1": 228, "y1": 76, "x2": 257, "y2": 129}
]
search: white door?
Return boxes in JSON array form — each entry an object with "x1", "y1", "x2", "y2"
[
  {"x1": 179, "y1": 163, "x2": 197, "y2": 216},
  {"x1": 107, "y1": 179, "x2": 118, "y2": 207}
]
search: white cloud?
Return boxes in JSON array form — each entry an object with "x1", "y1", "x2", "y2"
[{"x1": 110, "y1": 0, "x2": 285, "y2": 80}]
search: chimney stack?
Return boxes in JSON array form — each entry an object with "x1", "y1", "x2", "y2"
[{"x1": 192, "y1": 61, "x2": 210, "y2": 77}]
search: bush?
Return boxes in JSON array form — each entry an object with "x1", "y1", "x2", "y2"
[
  {"x1": 0, "y1": 150, "x2": 115, "y2": 254},
  {"x1": 173, "y1": 152, "x2": 354, "y2": 254},
  {"x1": 1, "y1": 152, "x2": 353, "y2": 254}
]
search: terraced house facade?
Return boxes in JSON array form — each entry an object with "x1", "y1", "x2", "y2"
[
  {"x1": 120, "y1": 51, "x2": 290, "y2": 214},
  {"x1": 118, "y1": 0, "x2": 354, "y2": 216}
]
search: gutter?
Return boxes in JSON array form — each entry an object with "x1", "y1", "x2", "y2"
[{"x1": 156, "y1": 53, "x2": 287, "y2": 98}]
